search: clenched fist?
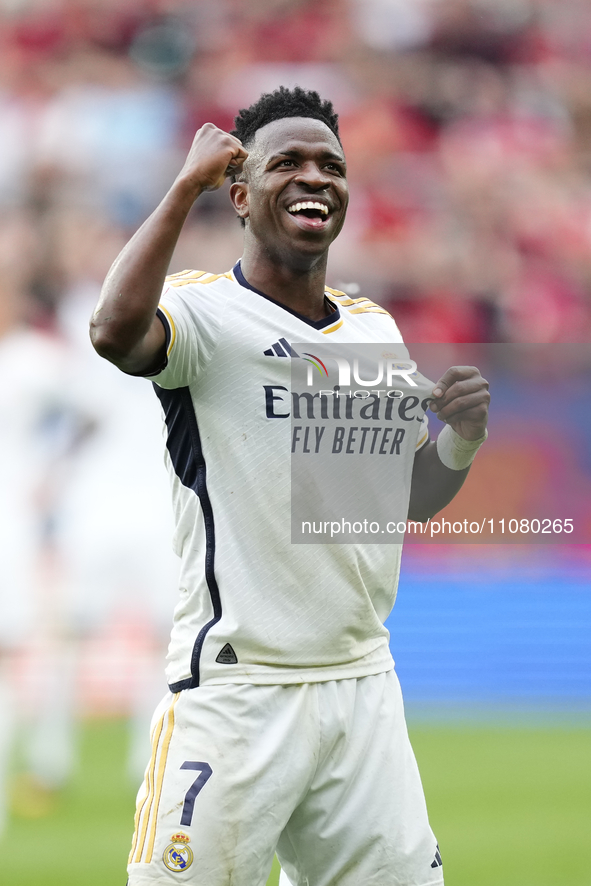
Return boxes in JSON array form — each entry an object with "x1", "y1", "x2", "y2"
[
  {"x1": 176, "y1": 123, "x2": 249, "y2": 195},
  {"x1": 429, "y1": 365, "x2": 490, "y2": 441}
]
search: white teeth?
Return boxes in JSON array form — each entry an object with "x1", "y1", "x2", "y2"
[{"x1": 287, "y1": 201, "x2": 329, "y2": 215}]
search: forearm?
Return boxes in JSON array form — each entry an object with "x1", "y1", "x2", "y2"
[
  {"x1": 407, "y1": 441, "x2": 470, "y2": 522},
  {"x1": 90, "y1": 178, "x2": 200, "y2": 366},
  {"x1": 90, "y1": 124, "x2": 247, "y2": 373}
]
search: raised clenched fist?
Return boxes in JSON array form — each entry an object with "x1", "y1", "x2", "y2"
[{"x1": 176, "y1": 123, "x2": 249, "y2": 194}]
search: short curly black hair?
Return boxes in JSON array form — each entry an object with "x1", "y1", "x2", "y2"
[{"x1": 231, "y1": 85, "x2": 341, "y2": 149}]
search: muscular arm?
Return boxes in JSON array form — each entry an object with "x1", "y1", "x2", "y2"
[
  {"x1": 408, "y1": 366, "x2": 490, "y2": 522},
  {"x1": 407, "y1": 441, "x2": 470, "y2": 522},
  {"x1": 89, "y1": 125, "x2": 248, "y2": 375}
]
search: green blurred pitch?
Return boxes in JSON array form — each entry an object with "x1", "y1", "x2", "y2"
[{"x1": 0, "y1": 720, "x2": 588, "y2": 886}]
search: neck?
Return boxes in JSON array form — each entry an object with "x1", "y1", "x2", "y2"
[{"x1": 240, "y1": 238, "x2": 331, "y2": 322}]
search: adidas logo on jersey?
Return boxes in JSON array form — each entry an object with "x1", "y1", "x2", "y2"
[
  {"x1": 216, "y1": 643, "x2": 238, "y2": 664},
  {"x1": 431, "y1": 845, "x2": 443, "y2": 868},
  {"x1": 263, "y1": 338, "x2": 299, "y2": 358}
]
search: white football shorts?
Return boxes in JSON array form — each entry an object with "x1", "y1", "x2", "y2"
[{"x1": 127, "y1": 670, "x2": 444, "y2": 886}]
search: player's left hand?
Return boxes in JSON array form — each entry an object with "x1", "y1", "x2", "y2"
[{"x1": 429, "y1": 366, "x2": 490, "y2": 441}]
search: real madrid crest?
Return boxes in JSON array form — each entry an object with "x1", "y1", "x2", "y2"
[{"x1": 163, "y1": 832, "x2": 194, "y2": 873}]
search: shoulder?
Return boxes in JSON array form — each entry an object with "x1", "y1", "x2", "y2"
[
  {"x1": 160, "y1": 269, "x2": 239, "y2": 321},
  {"x1": 325, "y1": 286, "x2": 403, "y2": 341},
  {"x1": 158, "y1": 269, "x2": 237, "y2": 345},
  {"x1": 165, "y1": 269, "x2": 235, "y2": 289},
  {"x1": 325, "y1": 286, "x2": 393, "y2": 319}
]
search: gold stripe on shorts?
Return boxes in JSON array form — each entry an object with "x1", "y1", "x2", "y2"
[
  {"x1": 129, "y1": 693, "x2": 179, "y2": 864},
  {"x1": 145, "y1": 694, "x2": 179, "y2": 862},
  {"x1": 129, "y1": 710, "x2": 165, "y2": 863}
]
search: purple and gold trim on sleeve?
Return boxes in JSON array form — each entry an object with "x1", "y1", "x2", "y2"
[
  {"x1": 157, "y1": 305, "x2": 176, "y2": 357},
  {"x1": 140, "y1": 306, "x2": 174, "y2": 378}
]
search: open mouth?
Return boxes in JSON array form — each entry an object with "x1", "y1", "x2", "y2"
[{"x1": 286, "y1": 200, "x2": 331, "y2": 228}]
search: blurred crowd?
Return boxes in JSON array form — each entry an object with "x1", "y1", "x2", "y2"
[
  {"x1": 1, "y1": 0, "x2": 591, "y2": 829},
  {"x1": 2, "y1": 0, "x2": 591, "y2": 341}
]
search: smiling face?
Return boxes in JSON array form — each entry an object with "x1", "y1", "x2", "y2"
[{"x1": 230, "y1": 116, "x2": 349, "y2": 267}]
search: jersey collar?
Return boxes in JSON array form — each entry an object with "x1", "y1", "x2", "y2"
[{"x1": 233, "y1": 261, "x2": 341, "y2": 331}]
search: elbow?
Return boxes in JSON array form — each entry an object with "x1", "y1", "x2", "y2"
[
  {"x1": 407, "y1": 489, "x2": 446, "y2": 523},
  {"x1": 89, "y1": 322, "x2": 128, "y2": 366},
  {"x1": 407, "y1": 506, "x2": 438, "y2": 524},
  {"x1": 89, "y1": 323, "x2": 114, "y2": 360}
]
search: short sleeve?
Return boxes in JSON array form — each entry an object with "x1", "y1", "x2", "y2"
[{"x1": 147, "y1": 281, "x2": 225, "y2": 389}]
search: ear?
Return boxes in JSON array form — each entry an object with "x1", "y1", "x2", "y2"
[{"x1": 229, "y1": 181, "x2": 249, "y2": 221}]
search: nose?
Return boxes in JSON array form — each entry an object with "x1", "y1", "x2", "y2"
[{"x1": 294, "y1": 161, "x2": 330, "y2": 190}]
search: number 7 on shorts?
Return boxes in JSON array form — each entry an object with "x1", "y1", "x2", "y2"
[{"x1": 180, "y1": 761, "x2": 213, "y2": 826}]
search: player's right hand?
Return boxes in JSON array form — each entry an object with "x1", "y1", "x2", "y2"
[{"x1": 176, "y1": 123, "x2": 249, "y2": 194}]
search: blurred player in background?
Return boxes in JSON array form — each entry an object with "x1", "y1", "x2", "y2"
[
  {"x1": 91, "y1": 87, "x2": 489, "y2": 886},
  {"x1": 57, "y1": 280, "x2": 181, "y2": 782},
  {"x1": 0, "y1": 288, "x2": 180, "y2": 832},
  {"x1": 0, "y1": 322, "x2": 86, "y2": 827}
]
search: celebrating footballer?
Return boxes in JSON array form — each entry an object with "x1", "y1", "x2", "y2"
[{"x1": 91, "y1": 87, "x2": 489, "y2": 886}]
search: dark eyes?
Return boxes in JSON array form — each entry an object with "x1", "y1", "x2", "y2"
[{"x1": 276, "y1": 159, "x2": 344, "y2": 174}]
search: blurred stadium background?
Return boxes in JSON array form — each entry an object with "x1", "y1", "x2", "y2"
[{"x1": 0, "y1": 0, "x2": 589, "y2": 884}]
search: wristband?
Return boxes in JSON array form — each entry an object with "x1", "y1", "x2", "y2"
[{"x1": 436, "y1": 424, "x2": 488, "y2": 471}]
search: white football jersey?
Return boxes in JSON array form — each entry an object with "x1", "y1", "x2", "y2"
[{"x1": 150, "y1": 263, "x2": 430, "y2": 689}]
